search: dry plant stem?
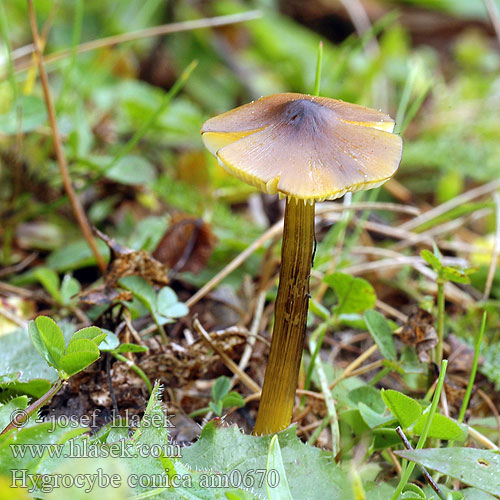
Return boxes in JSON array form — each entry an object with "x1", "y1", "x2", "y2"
[
  {"x1": 467, "y1": 424, "x2": 499, "y2": 450},
  {"x1": 395, "y1": 427, "x2": 446, "y2": 500},
  {"x1": 1, "y1": 380, "x2": 64, "y2": 435},
  {"x1": 0, "y1": 306, "x2": 27, "y2": 328},
  {"x1": 254, "y1": 199, "x2": 315, "y2": 435},
  {"x1": 387, "y1": 449, "x2": 402, "y2": 475},
  {"x1": 476, "y1": 388, "x2": 500, "y2": 447},
  {"x1": 27, "y1": 0, "x2": 106, "y2": 273},
  {"x1": 399, "y1": 178, "x2": 500, "y2": 231},
  {"x1": 187, "y1": 220, "x2": 283, "y2": 308},
  {"x1": 11, "y1": 11, "x2": 262, "y2": 75},
  {"x1": 330, "y1": 343, "x2": 379, "y2": 390},
  {"x1": 193, "y1": 319, "x2": 260, "y2": 394},
  {"x1": 484, "y1": 0, "x2": 500, "y2": 47},
  {"x1": 232, "y1": 291, "x2": 266, "y2": 388}
]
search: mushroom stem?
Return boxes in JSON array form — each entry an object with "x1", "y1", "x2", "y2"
[{"x1": 254, "y1": 198, "x2": 315, "y2": 435}]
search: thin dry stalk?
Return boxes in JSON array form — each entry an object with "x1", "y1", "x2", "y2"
[
  {"x1": 341, "y1": 255, "x2": 465, "y2": 276},
  {"x1": 467, "y1": 425, "x2": 499, "y2": 450},
  {"x1": 27, "y1": 0, "x2": 106, "y2": 273},
  {"x1": 193, "y1": 318, "x2": 260, "y2": 394},
  {"x1": 186, "y1": 220, "x2": 283, "y2": 308},
  {"x1": 0, "y1": 306, "x2": 27, "y2": 328},
  {"x1": 376, "y1": 299, "x2": 408, "y2": 322},
  {"x1": 394, "y1": 208, "x2": 492, "y2": 251},
  {"x1": 387, "y1": 449, "x2": 402, "y2": 475},
  {"x1": 347, "y1": 359, "x2": 384, "y2": 379},
  {"x1": 399, "y1": 179, "x2": 500, "y2": 231},
  {"x1": 484, "y1": 0, "x2": 500, "y2": 48},
  {"x1": 297, "y1": 419, "x2": 323, "y2": 436},
  {"x1": 440, "y1": 387, "x2": 449, "y2": 417},
  {"x1": 477, "y1": 388, "x2": 500, "y2": 448},
  {"x1": 0, "y1": 253, "x2": 38, "y2": 278},
  {"x1": 12, "y1": 11, "x2": 261, "y2": 75},
  {"x1": 124, "y1": 311, "x2": 144, "y2": 346},
  {"x1": 330, "y1": 343, "x2": 379, "y2": 389},
  {"x1": 316, "y1": 201, "x2": 420, "y2": 216},
  {"x1": 232, "y1": 291, "x2": 266, "y2": 385}
]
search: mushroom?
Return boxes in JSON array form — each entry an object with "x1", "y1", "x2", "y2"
[{"x1": 201, "y1": 92, "x2": 403, "y2": 435}]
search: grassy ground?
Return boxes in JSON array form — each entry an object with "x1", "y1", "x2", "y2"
[{"x1": 1, "y1": 1, "x2": 500, "y2": 499}]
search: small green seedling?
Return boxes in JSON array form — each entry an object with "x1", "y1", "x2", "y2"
[
  {"x1": 421, "y1": 245, "x2": 476, "y2": 364},
  {"x1": 119, "y1": 275, "x2": 188, "y2": 342},
  {"x1": 189, "y1": 376, "x2": 245, "y2": 418},
  {"x1": 28, "y1": 316, "x2": 105, "y2": 379},
  {"x1": 99, "y1": 331, "x2": 152, "y2": 393},
  {"x1": 1, "y1": 316, "x2": 107, "y2": 435},
  {"x1": 34, "y1": 267, "x2": 81, "y2": 307}
]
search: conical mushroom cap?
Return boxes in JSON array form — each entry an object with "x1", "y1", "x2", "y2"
[{"x1": 201, "y1": 93, "x2": 403, "y2": 202}]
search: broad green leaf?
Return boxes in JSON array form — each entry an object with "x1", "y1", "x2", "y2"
[
  {"x1": 0, "y1": 422, "x2": 87, "y2": 476},
  {"x1": 44, "y1": 457, "x2": 131, "y2": 500},
  {"x1": 372, "y1": 427, "x2": 402, "y2": 451},
  {"x1": 462, "y1": 487, "x2": 498, "y2": 499},
  {"x1": 28, "y1": 320, "x2": 51, "y2": 367},
  {"x1": 358, "y1": 402, "x2": 392, "y2": 429},
  {"x1": 157, "y1": 287, "x2": 189, "y2": 318},
  {"x1": 181, "y1": 423, "x2": 349, "y2": 500},
  {"x1": 420, "y1": 249, "x2": 442, "y2": 272},
  {"x1": 59, "y1": 275, "x2": 81, "y2": 304},
  {"x1": 156, "y1": 286, "x2": 178, "y2": 310},
  {"x1": 153, "y1": 312, "x2": 175, "y2": 326},
  {"x1": 324, "y1": 273, "x2": 376, "y2": 314},
  {"x1": 106, "y1": 155, "x2": 156, "y2": 185},
  {"x1": 0, "y1": 326, "x2": 59, "y2": 397},
  {"x1": 0, "y1": 95, "x2": 47, "y2": 134},
  {"x1": 119, "y1": 276, "x2": 156, "y2": 313},
  {"x1": 71, "y1": 326, "x2": 107, "y2": 346},
  {"x1": 396, "y1": 448, "x2": 500, "y2": 497},
  {"x1": 348, "y1": 386, "x2": 386, "y2": 413},
  {"x1": 441, "y1": 266, "x2": 471, "y2": 284},
  {"x1": 364, "y1": 310, "x2": 396, "y2": 361},
  {"x1": 340, "y1": 409, "x2": 370, "y2": 435},
  {"x1": 412, "y1": 413, "x2": 466, "y2": 440},
  {"x1": 266, "y1": 435, "x2": 292, "y2": 500},
  {"x1": 212, "y1": 376, "x2": 231, "y2": 402},
  {"x1": 46, "y1": 239, "x2": 110, "y2": 272},
  {"x1": 98, "y1": 330, "x2": 120, "y2": 351},
  {"x1": 33, "y1": 268, "x2": 62, "y2": 303},
  {"x1": 158, "y1": 302, "x2": 189, "y2": 319},
  {"x1": 221, "y1": 392, "x2": 245, "y2": 409},
  {"x1": 381, "y1": 389, "x2": 422, "y2": 428},
  {"x1": 135, "y1": 382, "x2": 169, "y2": 445},
  {"x1": 34, "y1": 316, "x2": 66, "y2": 368},
  {"x1": 59, "y1": 339, "x2": 100, "y2": 377}
]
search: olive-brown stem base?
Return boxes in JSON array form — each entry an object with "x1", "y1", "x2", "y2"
[{"x1": 253, "y1": 199, "x2": 315, "y2": 435}]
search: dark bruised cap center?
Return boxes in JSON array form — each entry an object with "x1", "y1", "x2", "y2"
[{"x1": 280, "y1": 98, "x2": 330, "y2": 132}]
